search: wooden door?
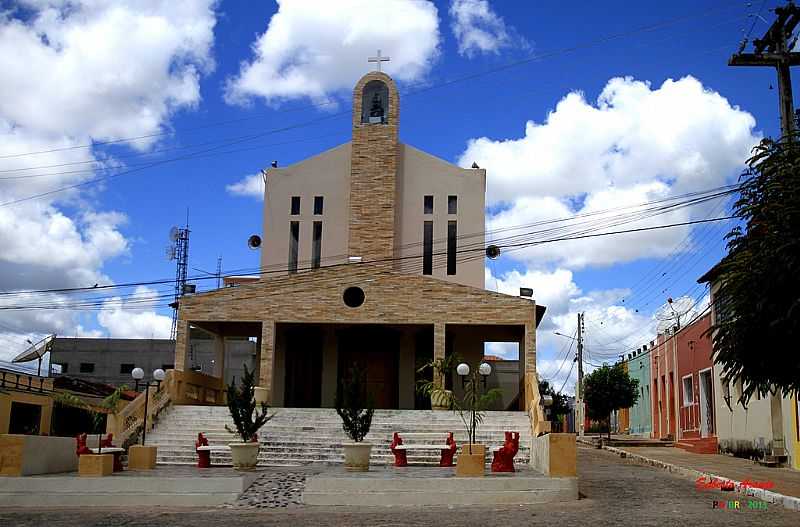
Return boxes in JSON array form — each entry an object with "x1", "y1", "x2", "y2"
[{"x1": 337, "y1": 327, "x2": 399, "y2": 409}]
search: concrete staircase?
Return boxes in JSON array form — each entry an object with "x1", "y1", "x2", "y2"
[{"x1": 148, "y1": 406, "x2": 532, "y2": 467}]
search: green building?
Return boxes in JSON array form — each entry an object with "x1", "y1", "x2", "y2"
[{"x1": 625, "y1": 345, "x2": 652, "y2": 436}]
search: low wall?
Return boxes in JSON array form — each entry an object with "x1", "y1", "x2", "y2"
[
  {"x1": 0, "y1": 434, "x2": 77, "y2": 476},
  {"x1": 531, "y1": 433, "x2": 577, "y2": 477}
]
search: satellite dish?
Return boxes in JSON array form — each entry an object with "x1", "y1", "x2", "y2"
[
  {"x1": 165, "y1": 245, "x2": 176, "y2": 261},
  {"x1": 486, "y1": 245, "x2": 501, "y2": 259},
  {"x1": 247, "y1": 235, "x2": 262, "y2": 250},
  {"x1": 169, "y1": 226, "x2": 180, "y2": 242},
  {"x1": 12, "y1": 334, "x2": 56, "y2": 363}
]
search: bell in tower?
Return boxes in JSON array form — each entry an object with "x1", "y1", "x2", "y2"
[
  {"x1": 368, "y1": 92, "x2": 385, "y2": 123},
  {"x1": 361, "y1": 80, "x2": 389, "y2": 124}
]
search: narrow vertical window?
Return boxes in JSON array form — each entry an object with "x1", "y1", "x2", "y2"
[
  {"x1": 447, "y1": 220, "x2": 457, "y2": 275},
  {"x1": 313, "y1": 196, "x2": 324, "y2": 215},
  {"x1": 448, "y1": 195, "x2": 458, "y2": 214},
  {"x1": 290, "y1": 196, "x2": 301, "y2": 215},
  {"x1": 423, "y1": 221, "x2": 433, "y2": 275},
  {"x1": 424, "y1": 195, "x2": 433, "y2": 214},
  {"x1": 312, "y1": 221, "x2": 322, "y2": 269},
  {"x1": 289, "y1": 221, "x2": 299, "y2": 273}
]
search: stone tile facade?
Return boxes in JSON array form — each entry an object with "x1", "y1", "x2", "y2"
[
  {"x1": 349, "y1": 71, "x2": 400, "y2": 261},
  {"x1": 175, "y1": 264, "x2": 539, "y2": 407}
]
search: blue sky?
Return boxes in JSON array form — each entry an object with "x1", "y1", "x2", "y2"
[{"x1": 0, "y1": 1, "x2": 788, "y2": 392}]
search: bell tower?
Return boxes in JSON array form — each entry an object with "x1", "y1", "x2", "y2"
[{"x1": 348, "y1": 60, "x2": 399, "y2": 261}]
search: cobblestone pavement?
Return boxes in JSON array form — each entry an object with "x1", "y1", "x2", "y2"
[
  {"x1": 609, "y1": 445, "x2": 800, "y2": 498},
  {"x1": 220, "y1": 471, "x2": 310, "y2": 508},
  {"x1": 2, "y1": 445, "x2": 798, "y2": 526}
]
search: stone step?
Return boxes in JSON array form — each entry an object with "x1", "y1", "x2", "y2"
[{"x1": 150, "y1": 406, "x2": 532, "y2": 467}]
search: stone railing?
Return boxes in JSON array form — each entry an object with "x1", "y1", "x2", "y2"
[
  {"x1": 168, "y1": 369, "x2": 226, "y2": 406},
  {"x1": 0, "y1": 368, "x2": 54, "y2": 393},
  {"x1": 109, "y1": 370, "x2": 176, "y2": 447},
  {"x1": 524, "y1": 372, "x2": 551, "y2": 436}
]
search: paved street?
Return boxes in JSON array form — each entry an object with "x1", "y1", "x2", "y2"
[{"x1": 2, "y1": 444, "x2": 798, "y2": 526}]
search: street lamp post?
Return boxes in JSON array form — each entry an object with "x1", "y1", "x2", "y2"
[
  {"x1": 456, "y1": 361, "x2": 493, "y2": 451},
  {"x1": 131, "y1": 367, "x2": 166, "y2": 446}
]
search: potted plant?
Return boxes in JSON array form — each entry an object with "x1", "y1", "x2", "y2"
[
  {"x1": 416, "y1": 353, "x2": 461, "y2": 410},
  {"x1": 225, "y1": 364, "x2": 274, "y2": 470},
  {"x1": 336, "y1": 364, "x2": 374, "y2": 471},
  {"x1": 451, "y1": 366, "x2": 501, "y2": 477}
]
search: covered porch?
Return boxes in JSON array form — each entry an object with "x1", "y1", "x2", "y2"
[
  {"x1": 171, "y1": 267, "x2": 545, "y2": 415},
  {"x1": 172, "y1": 321, "x2": 528, "y2": 410}
]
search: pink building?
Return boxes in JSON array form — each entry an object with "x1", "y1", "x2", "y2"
[
  {"x1": 650, "y1": 313, "x2": 717, "y2": 453},
  {"x1": 651, "y1": 333, "x2": 676, "y2": 440}
]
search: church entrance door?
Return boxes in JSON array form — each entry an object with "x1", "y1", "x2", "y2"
[
  {"x1": 337, "y1": 326, "x2": 399, "y2": 409},
  {"x1": 284, "y1": 327, "x2": 323, "y2": 407}
]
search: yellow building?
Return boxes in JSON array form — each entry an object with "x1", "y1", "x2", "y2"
[{"x1": 0, "y1": 367, "x2": 54, "y2": 436}]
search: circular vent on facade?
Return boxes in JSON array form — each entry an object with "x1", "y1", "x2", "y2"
[{"x1": 343, "y1": 286, "x2": 365, "y2": 308}]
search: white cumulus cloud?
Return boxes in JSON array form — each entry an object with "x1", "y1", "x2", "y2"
[
  {"x1": 449, "y1": 0, "x2": 521, "y2": 57},
  {"x1": 462, "y1": 76, "x2": 759, "y2": 269},
  {"x1": 225, "y1": 0, "x2": 441, "y2": 105},
  {"x1": 0, "y1": 1, "x2": 218, "y2": 354},
  {"x1": 226, "y1": 174, "x2": 265, "y2": 200},
  {"x1": 97, "y1": 286, "x2": 172, "y2": 339}
]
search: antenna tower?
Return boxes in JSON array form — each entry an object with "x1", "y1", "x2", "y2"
[{"x1": 167, "y1": 224, "x2": 190, "y2": 340}]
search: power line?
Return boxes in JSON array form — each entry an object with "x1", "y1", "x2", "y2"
[{"x1": 0, "y1": 215, "x2": 734, "y2": 310}]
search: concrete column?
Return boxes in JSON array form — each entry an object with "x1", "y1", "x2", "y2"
[
  {"x1": 398, "y1": 329, "x2": 415, "y2": 409},
  {"x1": 253, "y1": 335, "x2": 262, "y2": 385},
  {"x1": 257, "y1": 321, "x2": 276, "y2": 404},
  {"x1": 433, "y1": 323, "x2": 445, "y2": 389},
  {"x1": 0, "y1": 394, "x2": 11, "y2": 434},
  {"x1": 523, "y1": 319, "x2": 536, "y2": 374},
  {"x1": 321, "y1": 326, "x2": 338, "y2": 407},
  {"x1": 770, "y1": 393, "x2": 786, "y2": 455},
  {"x1": 213, "y1": 334, "x2": 226, "y2": 379},
  {"x1": 173, "y1": 320, "x2": 191, "y2": 371}
]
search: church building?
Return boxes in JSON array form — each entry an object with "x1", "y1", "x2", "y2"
[{"x1": 172, "y1": 67, "x2": 546, "y2": 413}]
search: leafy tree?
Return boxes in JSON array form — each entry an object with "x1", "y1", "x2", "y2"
[
  {"x1": 538, "y1": 380, "x2": 570, "y2": 430},
  {"x1": 583, "y1": 364, "x2": 639, "y2": 440},
  {"x1": 708, "y1": 135, "x2": 800, "y2": 403},
  {"x1": 335, "y1": 364, "x2": 374, "y2": 442},
  {"x1": 225, "y1": 364, "x2": 274, "y2": 442}
]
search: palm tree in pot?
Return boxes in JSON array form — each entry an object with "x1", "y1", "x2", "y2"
[
  {"x1": 416, "y1": 353, "x2": 462, "y2": 410},
  {"x1": 451, "y1": 365, "x2": 501, "y2": 477},
  {"x1": 336, "y1": 364, "x2": 374, "y2": 471},
  {"x1": 225, "y1": 364, "x2": 274, "y2": 470}
]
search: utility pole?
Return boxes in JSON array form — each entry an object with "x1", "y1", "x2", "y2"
[
  {"x1": 730, "y1": 1, "x2": 800, "y2": 138},
  {"x1": 576, "y1": 312, "x2": 585, "y2": 437},
  {"x1": 215, "y1": 256, "x2": 223, "y2": 289}
]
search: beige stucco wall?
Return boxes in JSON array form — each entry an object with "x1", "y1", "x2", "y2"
[
  {"x1": 261, "y1": 143, "x2": 352, "y2": 274},
  {"x1": 396, "y1": 144, "x2": 485, "y2": 288},
  {"x1": 708, "y1": 280, "x2": 796, "y2": 463},
  {"x1": 260, "y1": 142, "x2": 485, "y2": 289},
  {"x1": 257, "y1": 71, "x2": 485, "y2": 289}
]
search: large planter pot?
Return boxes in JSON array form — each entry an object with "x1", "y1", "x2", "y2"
[
  {"x1": 456, "y1": 444, "x2": 486, "y2": 477},
  {"x1": 78, "y1": 454, "x2": 113, "y2": 477},
  {"x1": 430, "y1": 389, "x2": 452, "y2": 411},
  {"x1": 229, "y1": 442, "x2": 260, "y2": 470},
  {"x1": 128, "y1": 445, "x2": 158, "y2": 470},
  {"x1": 342, "y1": 442, "x2": 373, "y2": 472}
]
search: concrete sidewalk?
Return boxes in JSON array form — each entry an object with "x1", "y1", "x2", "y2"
[
  {"x1": 580, "y1": 437, "x2": 800, "y2": 511},
  {"x1": 610, "y1": 447, "x2": 800, "y2": 498}
]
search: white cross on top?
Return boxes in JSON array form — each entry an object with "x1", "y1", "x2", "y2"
[{"x1": 368, "y1": 49, "x2": 390, "y2": 72}]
